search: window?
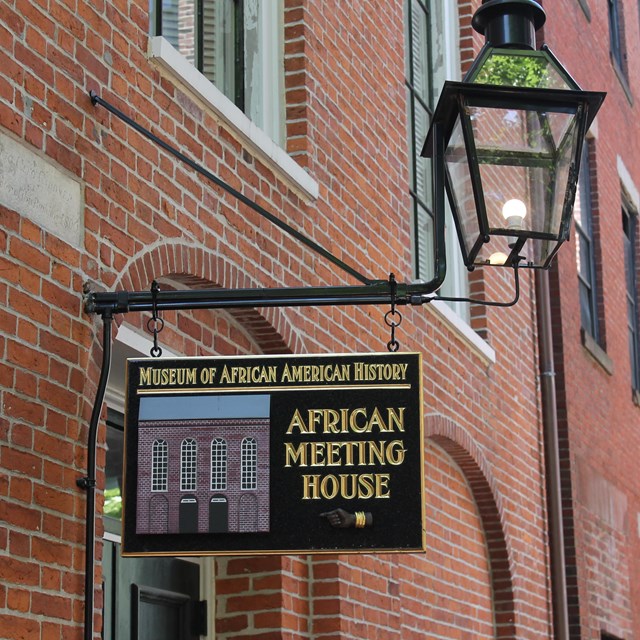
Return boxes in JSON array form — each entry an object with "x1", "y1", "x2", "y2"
[
  {"x1": 405, "y1": 0, "x2": 469, "y2": 318},
  {"x1": 406, "y1": 0, "x2": 435, "y2": 282},
  {"x1": 150, "y1": 0, "x2": 284, "y2": 143},
  {"x1": 211, "y1": 437, "x2": 227, "y2": 490},
  {"x1": 151, "y1": 439, "x2": 169, "y2": 491},
  {"x1": 622, "y1": 201, "x2": 640, "y2": 390},
  {"x1": 574, "y1": 140, "x2": 600, "y2": 342},
  {"x1": 181, "y1": 438, "x2": 198, "y2": 491},
  {"x1": 608, "y1": 0, "x2": 626, "y2": 75},
  {"x1": 241, "y1": 437, "x2": 257, "y2": 490}
]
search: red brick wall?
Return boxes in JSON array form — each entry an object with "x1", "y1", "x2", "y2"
[
  {"x1": 0, "y1": 0, "x2": 568, "y2": 638},
  {"x1": 544, "y1": 0, "x2": 640, "y2": 638}
]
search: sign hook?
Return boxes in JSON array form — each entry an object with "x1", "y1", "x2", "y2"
[
  {"x1": 147, "y1": 280, "x2": 164, "y2": 357},
  {"x1": 385, "y1": 273, "x2": 402, "y2": 352}
]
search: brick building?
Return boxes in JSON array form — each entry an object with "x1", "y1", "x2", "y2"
[
  {"x1": 0, "y1": 1, "x2": 637, "y2": 640},
  {"x1": 135, "y1": 395, "x2": 271, "y2": 536},
  {"x1": 540, "y1": 2, "x2": 640, "y2": 639}
]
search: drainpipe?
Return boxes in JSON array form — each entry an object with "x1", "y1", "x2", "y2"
[{"x1": 536, "y1": 270, "x2": 570, "y2": 640}]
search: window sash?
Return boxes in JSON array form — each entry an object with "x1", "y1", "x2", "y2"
[
  {"x1": 211, "y1": 438, "x2": 228, "y2": 490},
  {"x1": 241, "y1": 437, "x2": 257, "y2": 490},
  {"x1": 151, "y1": 439, "x2": 169, "y2": 492},
  {"x1": 406, "y1": 0, "x2": 435, "y2": 282},
  {"x1": 150, "y1": 0, "x2": 283, "y2": 143},
  {"x1": 405, "y1": 0, "x2": 469, "y2": 317},
  {"x1": 574, "y1": 143, "x2": 599, "y2": 342},
  {"x1": 608, "y1": 0, "x2": 624, "y2": 71},
  {"x1": 623, "y1": 205, "x2": 640, "y2": 389},
  {"x1": 181, "y1": 438, "x2": 198, "y2": 491}
]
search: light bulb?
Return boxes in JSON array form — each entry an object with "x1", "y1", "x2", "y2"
[
  {"x1": 489, "y1": 252, "x2": 508, "y2": 266},
  {"x1": 502, "y1": 199, "x2": 527, "y2": 230}
]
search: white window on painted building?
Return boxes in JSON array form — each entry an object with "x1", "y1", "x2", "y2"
[
  {"x1": 180, "y1": 437, "x2": 198, "y2": 491},
  {"x1": 211, "y1": 437, "x2": 228, "y2": 490},
  {"x1": 149, "y1": 0, "x2": 285, "y2": 143},
  {"x1": 151, "y1": 439, "x2": 169, "y2": 492},
  {"x1": 405, "y1": 0, "x2": 469, "y2": 319},
  {"x1": 241, "y1": 436, "x2": 257, "y2": 490}
]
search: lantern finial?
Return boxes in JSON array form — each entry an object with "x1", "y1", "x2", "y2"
[{"x1": 472, "y1": 0, "x2": 546, "y2": 49}]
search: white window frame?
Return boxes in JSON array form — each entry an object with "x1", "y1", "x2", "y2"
[
  {"x1": 241, "y1": 436, "x2": 257, "y2": 490},
  {"x1": 148, "y1": 1, "x2": 319, "y2": 204},
  {"x1": 180, "y1": 438, "x2": 198, "y2": 492},
  {"x1": 430, "y1": 0, "x2": 469, "y2": 319},
  {"x1": 211, "y1": 437, "x2": 228, "y2": 491},
  {"x1": 151, "y1": 439, "x2": 169, "y2": 492}
]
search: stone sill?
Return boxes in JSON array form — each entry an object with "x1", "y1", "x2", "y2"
[
  {"x1": 148, "y1": 36, "x2": 319, "y2": 204},
  {"x1": 581, "y1": 328, "x2": 613, "y2": 375}
]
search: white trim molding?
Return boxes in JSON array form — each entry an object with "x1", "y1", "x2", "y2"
[{"x1": 148, "y1": 36, "x2": 319, "y2": 203}]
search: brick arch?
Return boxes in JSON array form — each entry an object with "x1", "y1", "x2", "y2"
[
  {"x1": 113, "y1": 242, "x2": 305, "y2": 355},
  {"x1": 426, "y1": 413, "x2": 516, "y2": 639}
]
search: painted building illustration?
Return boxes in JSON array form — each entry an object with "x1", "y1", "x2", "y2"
[{"x1": 134, "y1": 395, "x2": 270, "y2": 534}]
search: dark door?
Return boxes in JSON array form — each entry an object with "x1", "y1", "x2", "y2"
[
  {"x1": 179, "y1": 496, "x2": 199, "y2": 533},
  {"x1": 103, "y1": 540, "x2": 206, "y2": 640},
  {"x1": 209, "y1": 495, "x2": 229, "y2": 532}
]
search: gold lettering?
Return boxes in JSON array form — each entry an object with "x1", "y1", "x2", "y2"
[
  {"x1": 322, "y1": 409, "x2": 341, "y2": 434},
  {"x1": 302, "y1": 474, "x2": 321, "y2": 499},
  {"x1": 387, "y1": 407, "x2": 405, "y2": 432},
  {"x1": 284, "y1": 442, "x2": 308, "y2": 467},
  {"x1": 368, "y1": 440, "x2": 385, "y2": 465},
  {"x1": 309, "y1": 442, "x2": 326, "y2": 466},
  {"x1": 386, "y1": 440, "x2": 406, "y2": 465},
  {"x1": 283, "y1": 439, "x2": 407, "y2": 467},
  {"x1": 320, "y1": 475, "x2": 339, "y2": 499},
  {"x1": 358, "y1": 474, "x2": 375, "y2": 498},
  {"x1": 286, "y1": 409, "x2": 311, "y2": 435},
  {"x1": 375, "y1": 474, "x2": 391, "y2": 498},
  {"x1": 367, "y1": 407, "x2": 387, "y2": 432},
  {"x1": 349, "y1": 408, "x2": 368, "y2": 433},
  {"x1": 139, "y1": 367, "x2": 200, "y2": 387},
  {"x1": 300, "y1": 473, "x2": 394, "y2": 500},
  {"x1": 325, "y1": 441, "x2": 342, "y2": 466},
  {"x1": 140, "y1": 367, "x2": 151, "y2": 386}
]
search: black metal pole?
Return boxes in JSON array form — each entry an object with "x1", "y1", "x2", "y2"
[
  {"x1": 83, "y1": 275, "x2": 456, "y2": 316},
  {"x1": 78, "y1": 312, "x2": 113, "y2": 640}
]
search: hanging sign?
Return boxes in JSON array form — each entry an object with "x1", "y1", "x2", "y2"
[{"x1": 122, "y1": 352, "x2": 425, "y2": 556}]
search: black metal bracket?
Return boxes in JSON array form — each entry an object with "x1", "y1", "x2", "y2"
[
  {"x1": 85, "y1": 90, "x2": 450, "y2": 317},
  {"x1": 79, "y1": 92, "x2": 521, "y2": 640}
]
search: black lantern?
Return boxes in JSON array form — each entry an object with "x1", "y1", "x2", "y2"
[{"x1": 423, "y1": 0, "x2": 605, "y2": 270}]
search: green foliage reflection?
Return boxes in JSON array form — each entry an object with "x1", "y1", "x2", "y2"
[
  {"x1": 104, "y1": 487, "x2": 122, "y2": 519},
  {"x1": 474, "y1": 54, "x2": 551, "y2": 88}
]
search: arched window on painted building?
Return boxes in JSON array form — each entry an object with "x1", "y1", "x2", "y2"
[
  {"x1": 151, "y1": 439, "x2": 168, "y2": 492},
  {"x1": 211, "y1": 438, "x2": 228, "y2": 490},
  {"x1": 180, "y1": 438, "x2": 197, "y2": 491},
  {"x1": 241, "y1": 437, "x2": 257, "y2": 490}
]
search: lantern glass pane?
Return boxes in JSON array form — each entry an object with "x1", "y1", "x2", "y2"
[
  {"x1": 444, "y1": 117, "x2": 480, "y2": 260},
  {"x1": 463, "y1": 101, "x2": 581, "y2": 266},
  {"x1": 471, "y1": 50, "x2": 574, "y2": 91}
]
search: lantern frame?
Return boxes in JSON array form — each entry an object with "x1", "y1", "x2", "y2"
[{"x1": 423, "y1": 77, "x2": 605, "y2": 269}]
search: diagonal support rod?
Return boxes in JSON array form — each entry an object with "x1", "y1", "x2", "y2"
[{"x1": 89, "y1": 90, "x2": 373, "y2": 286}]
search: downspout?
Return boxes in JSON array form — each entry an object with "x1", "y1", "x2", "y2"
[{"x1": 536, "y1": 270, "x2": 570, "y2": 640}]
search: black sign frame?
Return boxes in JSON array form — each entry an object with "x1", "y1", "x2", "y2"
[{"x1": 122, "y1": 352, "x2": 425, "y2": 556}]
